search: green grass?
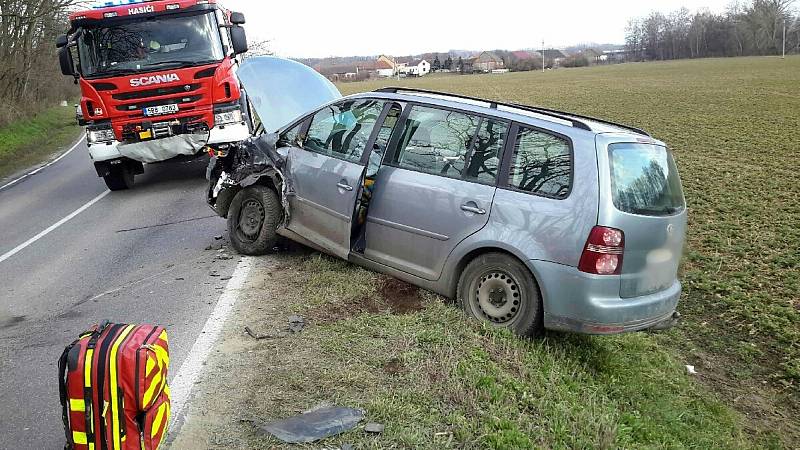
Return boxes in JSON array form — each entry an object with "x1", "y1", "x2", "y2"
[
  {"x1": 0, "y1": 104, "x2": 81, "y2": 180},
  {"x1": 197, "y1": 252, "x2": 760, "y2": 449}
]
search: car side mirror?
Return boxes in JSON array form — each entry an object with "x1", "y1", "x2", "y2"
[
  {"x1": 56, "y1": 34, "x2": 68, "y2": 49},
  {"x1": 59, "y1": 47, "x2": 75, "y2": 76},
  {"x1": 230, "y1": 26, "x2": 248, "y2": 56},
  {"x1": 230, "y1": 12, "x2": 245, "y2": 25}
]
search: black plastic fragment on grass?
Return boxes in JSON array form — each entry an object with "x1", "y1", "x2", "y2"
[{"x1": 259, "y1": 407, "x2": 364, "y2": 443}]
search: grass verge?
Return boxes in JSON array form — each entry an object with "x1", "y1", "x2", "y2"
[
  {"x1": 0, "y1": 104, "x2": 81, "y2": 181},
  {"x1": 173, "y1": 251, "x2": 771, "y2": 449}
]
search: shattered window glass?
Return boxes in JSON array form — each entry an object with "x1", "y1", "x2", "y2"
[
  {"x1": 393, "y1": 106, "x2": 480, "y2": 178},
  {"x1": 304, "y1": 100, "x2": 384, "y2": 163},
  {"x1": 465, "y1": 119, "x2": 508, "y2": 184},
  {"x1": 279, "y1": 120, "x2": 304, "y2": 147}
]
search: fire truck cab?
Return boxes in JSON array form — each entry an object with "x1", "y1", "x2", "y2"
[{"x1": 57, "y1": 0, "x2": 251, "y2": 190}]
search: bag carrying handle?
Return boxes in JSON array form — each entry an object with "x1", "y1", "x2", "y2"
[
  {"x1": 60, "y1": 321, "x2": 112, "y2": 449},
  {"x1": 59, "y1": 343, "x2": 76, "y2": 450}
]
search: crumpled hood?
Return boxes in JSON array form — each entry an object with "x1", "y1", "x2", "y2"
[{"x1": 237, "y1": 56, "x2": 342, "y2": 134}]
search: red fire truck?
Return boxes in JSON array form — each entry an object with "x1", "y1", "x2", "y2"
[{"x1": 56, "y1": 0, "x2": 251, "y2": 190}]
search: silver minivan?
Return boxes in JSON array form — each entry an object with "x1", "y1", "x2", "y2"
[{"x1": 207, "y1": 57, "x2": 687, "y2": 336}]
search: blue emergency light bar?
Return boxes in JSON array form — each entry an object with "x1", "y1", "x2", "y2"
[{"x1": 92, "y1": 0, "x2": 148, "y2": 8}]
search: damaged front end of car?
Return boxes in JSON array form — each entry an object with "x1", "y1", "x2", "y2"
[
  {"x1": 205, "y1": 56, "x2": 342, "y2": 222},
  {"x1": 206, "y1": 132, "x2": 289, "y2": 220}
]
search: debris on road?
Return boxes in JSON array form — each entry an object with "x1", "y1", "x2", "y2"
[
  {"x1": 244, "y1": 326, "x2": 277, "y2": 340},
  {"x1": 259, "y1": 406, "x2": 364, "y2": 444},
  {"x1": 214, "y1": 235, "x2": 224, "y2": 240},
  {"x1": 288, "y1": 315, "x2": 305, "y2": 333},
  {"x1": 364, "y1": 422, "x2": 385, "y2": 434}
]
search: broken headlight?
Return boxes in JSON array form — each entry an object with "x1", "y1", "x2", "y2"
[
  {"x1": 86, "y1": 124, "x2": 115, "y2": 144},
  {"x1": 214, "y1": 106, "x2": 243, "y2": 126}
]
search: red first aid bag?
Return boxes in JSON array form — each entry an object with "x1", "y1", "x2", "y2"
[{"x1": 58, "y1": 322, "x2": 170, "y2": 450}]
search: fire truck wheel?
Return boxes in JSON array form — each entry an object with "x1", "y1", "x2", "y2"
[
  {"x1": 103, "y1": 166, "x2": 135, "y2": 191},
  {"x1": 227, "y1": 185, "x2": 283, "y2": 255}
]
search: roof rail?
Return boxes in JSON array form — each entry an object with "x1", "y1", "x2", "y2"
[
  {"x1": 509, "y1": 104, "x2": 651, "y2": 137},
  {"x1": 374, "y1": 87, "x2": 649, "y2": 136}
]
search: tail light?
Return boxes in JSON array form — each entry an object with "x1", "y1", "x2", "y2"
[{"x1": 578, "y1": 226, "x2": 624, "y2": 275}]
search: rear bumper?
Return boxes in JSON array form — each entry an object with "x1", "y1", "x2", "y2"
[{"x1": 529, "y1": 260, "x2": 681, "y2": 335}]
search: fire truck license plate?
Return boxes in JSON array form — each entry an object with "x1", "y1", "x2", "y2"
[{"x1": 143, "y1": 104, "x2": 179, "y2": 117}]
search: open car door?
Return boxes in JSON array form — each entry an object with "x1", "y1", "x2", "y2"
[
  {"x1": 237, "y1": 58, "x2": 386, "y2": 259},
  {"x1": 282, "y1": 99, "x2": 390, "y2": 258}
]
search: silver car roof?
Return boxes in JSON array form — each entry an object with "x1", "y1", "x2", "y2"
[{"x1": 346, "y1": 90, "x2": 661, "y2": 144}]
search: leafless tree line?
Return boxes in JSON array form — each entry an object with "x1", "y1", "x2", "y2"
[
  {"x1": 626, "y1": 0, "x2": 799, "y2": 60},
  {"x1": 0, "y1": 0, "x2": 84, "y2": 125}
]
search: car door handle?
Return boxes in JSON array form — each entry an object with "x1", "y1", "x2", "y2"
[
  {"x1": 336, "y1": 182, "x2": 354, "y2": 192},
  {"x1": 461, "y1": 204, "x2": 486, "y2": 215}
]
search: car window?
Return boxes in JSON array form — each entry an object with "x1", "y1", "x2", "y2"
[
  {"x1": 278, "y1": 120, "x2": 303, "y2": 146},
  {"x1": 304, "y1": 99, "x2": 384, "y2": 163},
  {"x1": 368, "y1": 103, "x2": 403, "y2": 177},
  {"x1": 507, "y1": 126, "x2": 572, "y2": 198},
  {"x1": 465, "y1": 119, "x2": 508, "y2": 184},
  {"x1": 609, "y1": 143, "x2": 685, "y2": 216},
  {"x1": 393, "y1": 105, "x2": 480, "y2": 178}
]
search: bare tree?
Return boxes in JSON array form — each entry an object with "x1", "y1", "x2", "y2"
[
  {"x1": 0, "y1": 0, "x2": 82, "y2": 125},
  {"x1": 626, "y1": 0, "x2": 799, "y2": 60}
]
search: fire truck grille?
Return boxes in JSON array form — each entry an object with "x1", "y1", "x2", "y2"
[
  {"x1": 116, "y1": 96, "x2": 203, "y2": 113},
  {"x1": 112, "y1": 83, "x2": 201, "y2": 101}
]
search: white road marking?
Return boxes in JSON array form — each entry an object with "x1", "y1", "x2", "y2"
[
  {"x1": 168, "y1": 257, "x2": 253, "y2": 435},
  {"x1": 0, "y1": 136, "x2": 85, "y2": 192},
  {"x1": 0, "y1": 190, "x2": 110, "y2": 264}
]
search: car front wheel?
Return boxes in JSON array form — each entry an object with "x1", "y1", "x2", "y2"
[
  {"x1": 227, "y1": 185, "x2": 283, "y2": 255},
  {"x1": 457, "y1": 252, "x2": 543, "y2": 336}
]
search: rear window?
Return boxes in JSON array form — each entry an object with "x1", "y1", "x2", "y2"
[{"x1": 608, "y1": 143, "x2": 685, "y2": 216}]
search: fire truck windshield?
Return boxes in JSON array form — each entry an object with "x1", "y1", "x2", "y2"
[{"x1": 77, "y1": 11, "x2": 224, "y2": 78}]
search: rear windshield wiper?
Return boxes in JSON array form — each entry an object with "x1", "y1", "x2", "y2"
[{"x1": 632, "y1": 206, "x2": 682, "y2": 215}]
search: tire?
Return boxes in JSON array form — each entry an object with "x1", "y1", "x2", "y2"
[
  {"x1": 103, "y1": 166, "x2": 135, "y2": 191},
  {"x1": 457, "y1": 252, "x2": 543, "y2": 336},
  {"x1": 227, "y1": 185, "x2": 283, "y2": 255}
]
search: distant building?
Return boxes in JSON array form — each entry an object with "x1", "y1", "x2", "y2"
[
  {"x1": 473, "y1": 51, "x2": 505, "y2": 72},
  {"x1": 399, "y1": 59, "x2": 431, "y2": 77},
  {"x1": 579, "y1": 48, "x2": 603, "y2": 64},
  {"x1": 376, "y1": 59, "x2": 395, "y2": 77},
  {"x1": 602, "y1": 49, "x2": 632, "y2": 63},
  {"x1": 511, "y1": 50, "x2": 542, "y2": 61},
  {"x1": 541, "y1": 49, "x2": 567, "y2": 67}
]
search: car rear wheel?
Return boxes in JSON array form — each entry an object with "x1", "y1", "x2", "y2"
[
  {"x1": 227, "y1": 185, "x2": 283, "y2": 255},
  {"x1": 103, "y1": 166, "x2": 135, "y2": 191},
  {"x1": 457, "y1": 252, "x2": 543, "y2": 336}
]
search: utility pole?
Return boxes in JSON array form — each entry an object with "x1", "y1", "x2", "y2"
[
  {"x1": 542, "y1": 39, "x2": 545, "y2": 73},
  {"x1": 782, "y1": 18, "x2": 786, "y2": 59}
]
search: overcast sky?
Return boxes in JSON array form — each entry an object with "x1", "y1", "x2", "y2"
[{"x1": 224, "y1": 0, "x2": 733, "y2": 58}]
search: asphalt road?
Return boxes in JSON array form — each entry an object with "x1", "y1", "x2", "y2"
[{"x1": 0, "y1": 139, "x2": 238, "y2": 449}]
